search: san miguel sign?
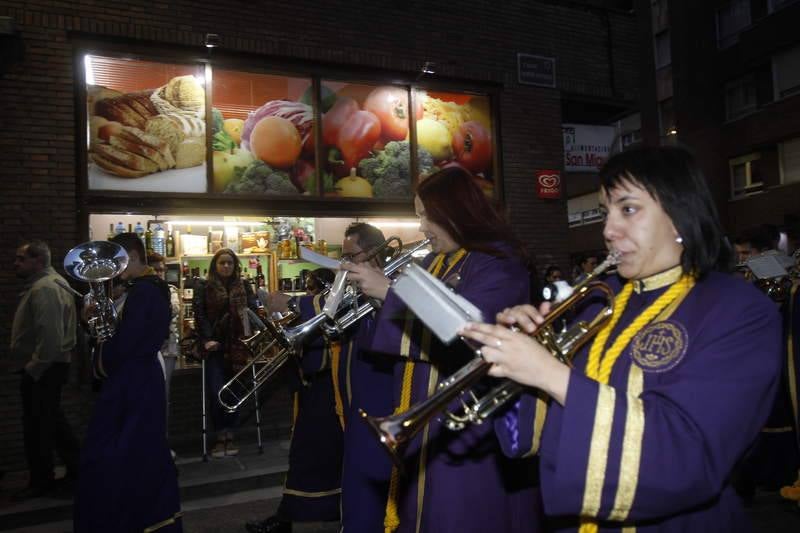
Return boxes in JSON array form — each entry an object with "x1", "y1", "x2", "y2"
[{"x1": 536, "y1": 170, "x2": 561, "y2": 199}]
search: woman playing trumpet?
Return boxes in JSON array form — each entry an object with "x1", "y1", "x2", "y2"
[
  {"x1": 344, "y1": 166, "x2": 541, "y2": 533},
  {"x1": 461, "y1": 146, "x2": 782, "y2": 533}
]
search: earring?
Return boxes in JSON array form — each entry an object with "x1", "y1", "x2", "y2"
[{"x1": 675, "y1": 236, "x2": 683, "y2": 244}]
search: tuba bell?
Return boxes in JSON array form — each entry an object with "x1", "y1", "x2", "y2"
[
  {"x1": 360, "y1": 251, "x2": 620, "y2": 465},
  {"x1": 64, "y1": 240, "x2": 129, "y2": 341}
]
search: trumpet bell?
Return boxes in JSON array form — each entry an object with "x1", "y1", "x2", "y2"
[{"x1": 64, "y1": 241, "x2": 129, "y2": 282}]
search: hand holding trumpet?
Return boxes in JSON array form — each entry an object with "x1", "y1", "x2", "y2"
[
  {"x1": 340, "y1": 262, "x2": 391, "y2": 301},
  {"x1": 460, "y1": 302, "x2": 571, "y2": 406}
]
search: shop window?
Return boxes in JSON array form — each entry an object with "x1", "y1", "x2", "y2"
[
  {"x1": 567, "y1": 192, "x2": 602, "y2": 227},
  {"x1": 730, "y1": 153, "x2": 764, "y2": 197},
  {"x1": 779, "y1": 137, "x2": 800, "y2": 184},
  {"x1": 717, "y1": 0, "x2": 751, "y2": 49},
  {"x1": 84, "y1": 55, "x2": 207, "y2": 193},
  {"x1": 773, "y1": 45, "x2": 800, "y2": 99},
  {"x1": 654, "y1": 30, "x2": 672, "y2": 69},
  {"x1": 211, "y1": 70, "x2": 312, "y2": 196}
]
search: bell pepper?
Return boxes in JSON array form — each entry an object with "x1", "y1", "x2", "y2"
[
  {"x1": 337, "y1": 110, "x2": 382, "y2": 170},
  {"x1": 322, "y1": 97, "x2": 359, "y2": 147}
]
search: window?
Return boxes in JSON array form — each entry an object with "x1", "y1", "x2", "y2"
[
  {"x1": 730, "y1": 153, "x2": 764, "y2": 197},
  {"x1": 724, "y1": 66, "x2": 773, "y2": 121},
  {"x1": 658, "y1": 98, "x2": 676, "y2": 138},
  {"x1": 654, "y1": 30, "x2": 671, "y2": 68},
  {"x1": 769, "y1": 0, "x2": 800, "y2": 13},
  {"x1": 717, "y1": 0, "x2": 751, "y2": 49},
  {"x1": 773, "y1": 45, "x2": 800, "y2": 99},
  {"x1": 779, "y1": 137, "x2": 800, "y2": 184}
]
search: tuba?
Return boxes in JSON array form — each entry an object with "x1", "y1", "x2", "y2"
[
  {"x1": 360, "y1": 251, "x2": 620, "y2": 465},
  {"x1": 217, "y1": 237, "x2": 431, "y2": 412},
  {"x1": 64, "y1": 240, "x2": 129, "y2": 341}
]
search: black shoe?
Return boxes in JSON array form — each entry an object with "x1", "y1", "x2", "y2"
[{"x1": 244, "y1": 516, "x2": 292, "y2": 533}]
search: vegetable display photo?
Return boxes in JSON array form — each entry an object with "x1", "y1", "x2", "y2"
[
  {"x1": 83, "y1": 56, "x2": 496, "y2": 199},
  {"x1": 212, "y1": 70, "x2": 313, "y2": 195},
  {"x1": 85, "y1": 56, "x2": 208, "y2": 192}
]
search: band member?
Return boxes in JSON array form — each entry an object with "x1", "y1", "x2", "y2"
[
  {"x1": 74, "y1": 233, "x2": 181, "y2": 532},
  {"x1": 246, "y1": 269, "x2": 342, "y2": 533},
  {"x1": 780, "y1": 283, "x2": 800, "y2": 504},
  {"x1": 461, "y1": 146, "x2": 782, "y2": 532},
  {"x1": 345, "y1": 167, "x2": 541, "y2": 533}
]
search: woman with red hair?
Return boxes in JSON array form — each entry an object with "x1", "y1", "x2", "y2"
[{"x1": 344, "y1": 166, "x2": 542, "y2": 533}]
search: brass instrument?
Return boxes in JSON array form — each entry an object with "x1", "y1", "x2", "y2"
[
  {"x1": 360, "y1": 251, "x2": 620, "y2": 464},
  {"x1": 321, "y1": 238, "x2": 431, "y2": 338},
  {"x1": 217, "y1": 237, "x2": 431, "y2": 412},
  {"x1": 64, "y1": 240, "x2": 129, "y2": 341}
]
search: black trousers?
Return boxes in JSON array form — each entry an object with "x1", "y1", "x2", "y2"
[{"x1": 20, "y1": 362, "x2": 80, "y2": 488}]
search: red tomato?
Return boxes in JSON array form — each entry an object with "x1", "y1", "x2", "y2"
[
  {"x1": 452, "y1": 121, "x2": 492, "y2": 174},
  {"x1": 364, "y1": 86, "x2": 413, "y2": 142},
  {"x1": 322, "y1": 97, "x2": 359, "y2": 147}
]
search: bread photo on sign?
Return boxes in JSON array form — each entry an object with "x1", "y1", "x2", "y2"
[{"x1": 87, "y1": 76, "x2": 206, "y2": 179}]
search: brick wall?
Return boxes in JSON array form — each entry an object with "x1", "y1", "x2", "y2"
[{"x1": 0, "y1": 0, "x2": 639, "y2": 472}]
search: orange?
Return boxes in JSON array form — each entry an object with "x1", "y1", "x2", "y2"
[{"x1": 249, "y1": 116, "x2": 301, "y2": 168}]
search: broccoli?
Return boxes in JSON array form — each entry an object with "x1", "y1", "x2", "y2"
[
  {"x1": 373, "y1": 177, "x2": 411, "y2": 198},
  {"x1": 211, "y1": 108, "x2": 225, "y2": 135},
  {"x1": 357, "y1": 141, "x2": 435, "y2": 198},
  {"x1": 225, "y1": 161, "x2": 299, "y2": 195}
]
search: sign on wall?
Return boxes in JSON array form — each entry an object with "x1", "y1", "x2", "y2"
[
  {"x1": 536, "y1": 170, "x2": 561, "y2": 199},
  {"x1": 562, "y1": 123, "x2": 615, "y2": 172},
  {"x1": 517, "y1": 54, "x2": 556, "y2": 88}
]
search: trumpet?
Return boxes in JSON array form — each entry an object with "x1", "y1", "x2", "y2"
[
  {"x1": 321, "y1": 238, "x2": 431, "y2": 338},
  {"x1": 218, "y1": 237, "x2": 431, "y2": 412},
  {"x1": 360, "y1": 251, "x2": 620, "y2": 464},
  {"x1": 63, "y1": 240, "x2": 129, "y2": 341}
]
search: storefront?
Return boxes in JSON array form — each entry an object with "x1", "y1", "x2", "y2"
[{"x1": 72, "y1": 41, "x2": 503, "y2": 451}]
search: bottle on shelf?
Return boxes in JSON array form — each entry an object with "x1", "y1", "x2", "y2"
[
  {"x1": 153, "y1": 223, "x2": 166, "y2": 256},
  {"x1": 166, "y1": 230, "x2": 175, "y2": 257},
  {"x1": 107, "y1": 223, "x2": 115, "y2": 240},
  {"x1": 255, "y1": 262, "x2": 266, "y2": 289},
  {"x1": 145, "y1": 225, "x2": 154, "y2": 253},
  {"x1": 127, "y1": 223, "x2": 133, "y2": 233},
  {"x1": 207, "y1": 226, "x2": 213, "y2": 254},
  {"x1": 114, "y1": 221, "x2": 125, "y2": 235},
  {"x1": 134, "y1": 221, "x2": 145, "y2": 242}
]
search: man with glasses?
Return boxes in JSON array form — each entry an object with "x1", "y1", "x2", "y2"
[{"x1": 248, "y1": 223, "x2": 392, "y2": 533}]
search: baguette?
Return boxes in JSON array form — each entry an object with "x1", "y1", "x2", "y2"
[{"x1": 91, "y1": 153, "x2": 150, "y2": 178}]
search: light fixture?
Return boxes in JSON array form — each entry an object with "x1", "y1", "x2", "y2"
[
  {"x1": 667, "y1": 127, "x2": 678, "y2": 136},
  {"x1": 421, "y1": 61, "x2": 436, "y2": 75},
  {"x1": 205, "y1": 33, "x2": 221, "y2": 48}
]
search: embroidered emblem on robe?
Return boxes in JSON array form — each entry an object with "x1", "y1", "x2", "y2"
[{"x1": 630, "y1": 321, "x2": 688, "y2": 372}]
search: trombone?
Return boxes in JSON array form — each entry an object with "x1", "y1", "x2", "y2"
[
  {"x1": 217, "y1": 237, "x2": 431, "y2": 413},
  {"x1": 360, "y1": 251, "x2": 620, "y2": 464}
]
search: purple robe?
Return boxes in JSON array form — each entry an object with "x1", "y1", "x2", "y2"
[
  {"x1": 370, "y1": 247, "x2": 542, "y2": 533},
  {"x1": 74, "y1": 276, "x2": 182, "y2": 533},
  {"x1": 497, "y1": 271, "x2": 782, "y2": 532},
  {"x1": 277, "y1": 293, "x2": 343, "y2": 522},
  {"x1": 338, "y1": 310, "x2": 397, "y2": 532}
]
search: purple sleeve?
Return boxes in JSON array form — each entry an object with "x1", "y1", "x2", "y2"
[{"x1": 540, "y1": 296, "x2": 782, "y2": 521}]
